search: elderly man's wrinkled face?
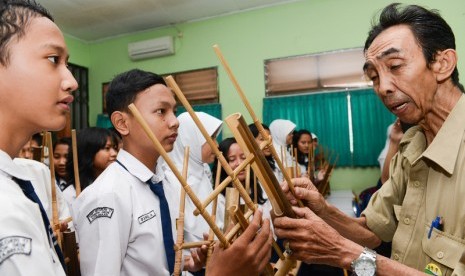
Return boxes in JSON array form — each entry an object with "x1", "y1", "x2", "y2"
[{"x1": 364, "y1": 25, "x2": 439, "y2": 125}]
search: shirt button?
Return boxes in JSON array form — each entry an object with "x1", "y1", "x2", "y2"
[
  {"x1": 393, "y1": 254, "x2": 399, "y2": 260},
  {"x1": 437, "y1": 251, "x2": 444, "y2": 259},
  {"x1": 413, "y1": 181, "x2": 420, "y2": 187},
  {"x1": 404, "y1": 218, "x2": 410, "y2": 225}
]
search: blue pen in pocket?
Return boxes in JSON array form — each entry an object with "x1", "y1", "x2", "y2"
[{"x1": 428, "y1": 216, "x2": 443, "y2": 239}]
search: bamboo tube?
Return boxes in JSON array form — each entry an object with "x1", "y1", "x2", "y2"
[
  {"x1": 244, "y1": 165, "x2": 250, "y2": 213},
  {"x1": 127, "y1": 104, "x2": 228, "y2": 247},
  {"x1": 174, "y1": 147, "x2": 189, "y2": 276},
  {"x1": 274, "y1": 253, "x2": 297, "y2": 276},
  {"x1": 71, "y1": 130, "x2": 81, "y2": 196},
  {"x1": 165, "y1": 76, "x2": 256, "y2": 214},
  {"x1": 206, "y1": 159, "x2": 223, "y2": 269},
  {"x1": 224, "y1": 188, "x2": 239, "y2": 231},
  {"x1": 41, "y1": 131, "x2": 46, "y2": 163},
  {"x1": 46, "y1": 132, "x2": 61, "y2": 248},
  {"x1": 253, "y1": 174, "x2": 258, "y2": 204},
  {"x1": 174, "y1": 240, "x2": 213, "y2": 250},
  {"x1": 213, "y1": 45, "x2": 303, "y2": 208}
]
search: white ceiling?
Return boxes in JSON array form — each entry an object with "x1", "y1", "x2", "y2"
[{"x1": 37, "y1": 0, "x2": 297, "y2": 42}]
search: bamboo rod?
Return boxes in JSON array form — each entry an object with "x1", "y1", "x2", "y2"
[
  {"x1": 46, "y1": 132, "x2": 61, "y2": 248},
  {"x1": 244, "y1": 165, "x2": 250, "y2": 213},
  {"x1": 253, "y1": 174, "x2": 258, "y2": 204},
  {"x1": 174, "y1": 147, "x2": 189, "y2": 276},
  {"x1": 193, "y1": 154, "x2": 254, "y2": 216},
  {"x1": 213, "y1": 44, "x2": 303, "y2": 208},
  {"x1": 165, "y1": 76, "x2": 257, "y2": 214},
  {"x1": 128, "y1": 103, "x2": 228, "y2": 247},
  {"x1": 41, "y1": 131, "x2": 46, "y2": 163},
  {"x1": 71, "y1": 130, "x2": 81, "y2": 196},
  {"x1": 206, "y1": 159, "x2": 223, "y2": 269},
  {"x1": 174, "y1": 240, "x2": 213, "y2": 251},
  {"x1": 293, "y1": 148, "x2": 298, "y2": 178}
]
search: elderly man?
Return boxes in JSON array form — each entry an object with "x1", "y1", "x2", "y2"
[{"x1": 274, "y1": 3, "x2": 465, "y2": 276}]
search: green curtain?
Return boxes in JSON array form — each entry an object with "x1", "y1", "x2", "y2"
[
  {"x1": 176, "y1": 103, "x2": 223, "y2": 140},
  {"x1": 263, "y1": 92, "x2": 351, "y2": 166},
  {"x1": 263, "y1": 89, "x2": 396, "y2": 167},
  {"x1": 350, "y1": 89, "x2": 395, "y2": 166}
]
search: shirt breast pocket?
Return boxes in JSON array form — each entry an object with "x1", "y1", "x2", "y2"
[{"x1": 422, "y1": 224, "x2": 465, "y2": 272}]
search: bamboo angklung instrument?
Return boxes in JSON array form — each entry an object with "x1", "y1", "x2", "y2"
[
  {"x1": 71, "y1": 129, "x2": 82, "y2": 196},
  {"x1": 164, "y1": 77, "x2": 285, "y2": 269},
  {"x1": 173, "y1": 147, "x2": 189, "y2": 276},
  {"x1": 213, "y1": 44, "x2": 303, "y2": 209},
  {"x1": 213, "y1": 45, "x2": 300, "y2": 275},
  {"x1": 127, "y1": 103, "x2": 229, "y2": 247}
]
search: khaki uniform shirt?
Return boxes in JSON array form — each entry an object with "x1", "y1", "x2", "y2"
[{"x1": 363, "y1": 95, "x2": 465, "y2": 276}]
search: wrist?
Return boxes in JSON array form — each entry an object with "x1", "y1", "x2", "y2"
[{"x1": 351, "y1": 247, "x2": 377, "y2": 276}]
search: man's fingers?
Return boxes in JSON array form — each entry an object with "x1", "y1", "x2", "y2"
[{"x1": 237, "y1": 209, "x2": 263, "y2": 242}]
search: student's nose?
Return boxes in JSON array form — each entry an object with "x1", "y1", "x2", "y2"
[
  {"x1": 169, "y1": 114, "x2": 179, "y2": 129},
  {"x1": 62, "y1": 68, "x2": 79, "y2": 93}
]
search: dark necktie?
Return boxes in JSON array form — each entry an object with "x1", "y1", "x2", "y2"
[
  {"x1": 14, "y1": 177, "x2": 66, "y2": 270},
  {"x1": 147, "y1": 179, "x2": 175, "y2": 275}
]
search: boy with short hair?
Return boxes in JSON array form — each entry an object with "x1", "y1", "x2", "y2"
[
  {"x1": 0, "y1": 0, "x2": 78, "y2": 274},
  {"x1": 72, "y1": 69, "x2": 272, "y2": 275}
]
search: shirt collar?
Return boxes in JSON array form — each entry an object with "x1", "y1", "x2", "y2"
[
  {"x1": 402, "y1": 95, "x2": 465, "y2": 175},
  {"x1": 421, "y1": 95, "x2": 465, "y2": 174},
  {"x1": 0, "y1": 151, "x2": 33, "y2": 181},
  {"x1": 116, "y1": 149, "x2": 164, "y2": 184}
]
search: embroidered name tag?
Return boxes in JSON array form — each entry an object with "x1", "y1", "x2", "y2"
[
  {"x1": 138, "y1": 210, "x2": 156, "y2": 224},
  {"x1": 0, "y1": 236, "x2": 32, "y2": 264},
  {"x1": 87, "y1": 207, "x2": 114, "y2": 223}
]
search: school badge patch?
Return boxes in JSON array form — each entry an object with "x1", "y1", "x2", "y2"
[
  {"x1": 0, "y1": 236, "x2": 32, "y2": 264},
  {"x1": 425, "y1": 263, "x2": 442, "y2": 276},
  {"x1": 138, "y1": 210, "x2": 156, "y2": 224},
  {"x1": 87, "y1": 207, "x2": 114, "y2": 223}
]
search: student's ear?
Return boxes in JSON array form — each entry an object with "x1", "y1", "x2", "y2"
[
  {"x1": 111, "y1": 111, "x2": 129, "y2": 136},
  {"x1": 432, "y1": 49, "x2": 457, "y2": 83}
]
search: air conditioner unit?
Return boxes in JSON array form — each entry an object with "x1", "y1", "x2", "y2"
[{"x1": 128, "y1": 36, "x2": 174, "y2": 61}]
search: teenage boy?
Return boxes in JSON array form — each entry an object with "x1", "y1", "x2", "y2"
[
  {"x1": 72, "y1": 69, "x2": 272, "y2": 275},
  {"x1": 0, "y1": 0, "x2": 78, "y2": 275}
]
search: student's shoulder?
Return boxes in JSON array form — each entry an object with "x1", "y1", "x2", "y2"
[{"x1": 13, "y1": 158, "x2": 48, "y2": 170}]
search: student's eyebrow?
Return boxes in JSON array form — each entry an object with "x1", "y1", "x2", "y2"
[
  {"x1": 157, "y1": 100, "x2": 176, "y2": 108},
  {"x1": 40, "y1": 43, "x2": 70, "y2": 60},
  {"x1": 363, "y1": 47, "x2": 401, "y2": 72}
]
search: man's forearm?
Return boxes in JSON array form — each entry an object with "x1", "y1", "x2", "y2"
[{"x1": 322, "y1": 203, "x2": 381, "y2": 248}]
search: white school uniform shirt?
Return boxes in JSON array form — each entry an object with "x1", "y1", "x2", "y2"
[
  {"x1": 72, "y1": 149, "x2": 181, "y2": 276},
  {"x1": 13, "y1": 158, "x2": 73, "y2": 228},
  {"x1": 0, "y1": 151, "x2": 65, "y2": 276},
  {"x1": 57, "y1": 178, "x2": 77, "y2": 210},
  {"x1": 166, "y1": 112, "x2": 225, "y2": 242}
]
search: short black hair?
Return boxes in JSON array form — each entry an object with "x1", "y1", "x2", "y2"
[
  {"x1": 292, "y1": 129, "x2": 312, "y2": 166},
  {"x1": 364, "y1": 3, "x2": 463, "y2": 91},
  {"x1": 105, "y1": 69, "x2": 167, "y2": 117},
  {"x1": 0, "y1": 0, "x2": 53, "y2": 65},
  {"x1": 53, "y1": 137, "x2": 71, "y2": 152}
]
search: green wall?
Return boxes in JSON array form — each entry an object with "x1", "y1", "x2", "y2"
[{"x1": 62, "y1": 0, "x2": 465, "y2": 193}]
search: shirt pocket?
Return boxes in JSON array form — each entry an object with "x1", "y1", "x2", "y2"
[{"x1": 422, "y1": 224, "x2": 465, "y2": 273}]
